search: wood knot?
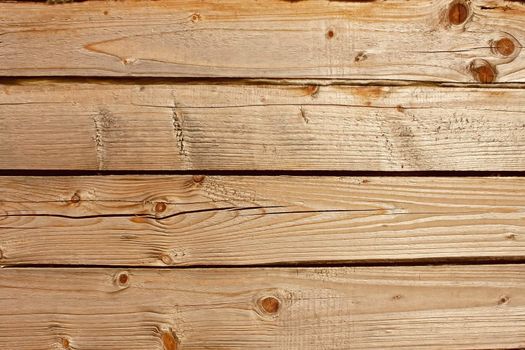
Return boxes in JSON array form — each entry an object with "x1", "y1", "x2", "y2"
[
  {"x1": 115, "y1": 271, "x2": 130, "y2": 287},
  {"x1": 326, "y1": 29, "x2": 335, "y2": 39},
  {"x1": 493, "y1": 37, "x2": 515, "y2": 57},
  {"x1": 130, "y1": 216, "x2": 148, "y2": 224},
  {"x1": 161, "y1": 330, "x2": 179, "y2": 350},
  {"x1": 191, "y1": 13, "x2": 201, "y2": 23},
  {"x1": 192, "y1": 175, "x2": 205, "y2": 184},
  {"x1": 305, "y1": 85, "x2": 320, "y2": 97},
  {"x1": 259, "y1": 296, "x2": 280, "y2": 314},
  {"x1": 60, "y1": 337, "x2": 71, "y2": 349},
  {"x1": 506, "y1": 233, "x2": 517, "y2": 240},
  {"x1": 160, "y1": 254, "x2": 174, "y2": 265},
  {"x1": 123, "y1": 57, "x2": 137, "y2": 65},
  {"x1": 469, "y1": 59, "x2": 496, "y2": 83},
  {"x1": 354, "y1": 51, "x2": 367, "y2": 62},
  {"x1": 448, "y1": 1, "x2": 469, "y2": 26},
  {"x1": 498, "y1": 295, "x2": 510, "y2": 305},
  {"x1": 70, "y1": 192, "x2": 81, "y2": 204},
  {"x1": 155, "y1": 202, "x2": 167, "y2": 213}
]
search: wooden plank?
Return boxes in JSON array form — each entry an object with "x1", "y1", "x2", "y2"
[
  {"x1": 0, "y1": 0, "x2": 523, "y2": 81},
  {"x1": 0, "y1": 266, "x2": 524, "y2": 349},
  {"x1": 2, "y1": 82, "x2": 525, "y2": 170},
  {"x1": 1, "y1": 175, "x2": 524, "y2": 266}
]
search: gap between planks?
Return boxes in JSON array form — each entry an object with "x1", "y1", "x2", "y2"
[{"x1": 3, "y1": 77, "x2": 525, "y2": 89}]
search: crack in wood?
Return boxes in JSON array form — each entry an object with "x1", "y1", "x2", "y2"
[
  {"x1": 171, "y1": 103, "x2": 188, "y2": 157},
  {"x1": 3, "y1": 207, "x2": 515, "y2": 220},
  {"x1": 92, "y1": 108, "x2": 114, "y2": 171},
  {"x1": 1, "y1": 205, "x2": 287, "y2": 221}
]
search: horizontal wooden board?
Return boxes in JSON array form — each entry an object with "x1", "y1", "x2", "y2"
[
  {"x1": 1, "y1": 175, "x2": 524, "y2": 266},
  {"x1": 2, "y1": 82, "x2": 525, "y2": 170},
  {"x1": 0, "y1": 266, "x2": 524, "y2": 349},
  {"x1": 0, "y1": 0, "x2": 524, "y2": 81}
]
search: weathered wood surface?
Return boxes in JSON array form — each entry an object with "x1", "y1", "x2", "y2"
[
  {"x1": 0, "y1": 266, "x2": 524, "y2": 349},
  {"x1": 1, "y1": 175, "x2": 524, "y2": 266},
  {"x1": 2, "y1": 81, "x2": 525, "y2": 170},
  {"x1": 0, "y1": 0, "x2": 523, "y2": 81}
]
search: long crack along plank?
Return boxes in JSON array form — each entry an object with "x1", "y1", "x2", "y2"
[
  {"x1": 0, "y1": 266, "x2": 524, "y2": 349},
  {"x1": 0, "y1": 0, "x2": 523, "y2": 81},
  {"x1": 1, "y1": 82, "x2": 525, "y2": 170},
  {"x1": 1, "y1": 176, "x2": 524, "y2": 266}
]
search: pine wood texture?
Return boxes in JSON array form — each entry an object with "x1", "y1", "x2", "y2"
[
  {"x1": 0, "y1": 0, "x2": 523, "y2": 81},
  {"x1": 2, "y1": 81, "x2": 525, "y2": 170},
  {"x1": 0, "y1": 266, "x2": 524, "y2": 349},
  {"x1": 1, "y1": 175, "x2": 523, "y2": 266}
]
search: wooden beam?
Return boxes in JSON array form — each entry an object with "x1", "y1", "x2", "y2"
[
  {"x1": 0, "y1": 0, "x2": 523, "y2": 81},
  {"x1": 1, "y1": 175, "x2": 524, "y2": 266},
  {"x1": 1, "y1": 81, "x2": 525, "y2": 170},
  {"x1": 0, "y1": 266, "x2": 524, "y2": 349}
]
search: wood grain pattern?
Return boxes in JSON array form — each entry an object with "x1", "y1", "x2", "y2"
[
  {"x1": 0, "y1": 266, "x2": 524, "y2": 349},
  {"x1": 2, "y1": 81, "x2": 525, "y2": 170},
  {"x1": 0, "y1": 0, "x2": 523, "y2": 81},
  {"x1": 1, "y1": 175, "x2": 524, "y2": 266}
]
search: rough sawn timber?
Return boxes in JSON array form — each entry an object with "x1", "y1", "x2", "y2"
[
  {"x1": 1, "y1": 81, "x2": 525, "y2": 170},
  {"x1": 0, "y1": 266, "x2": 524, "y2": 349},
  {"x1": 0, "y1": 0, "x2": 523, "y2": 81},
  {"x1": 1, "y1": 175, "x2": 524, "y2": 266}
]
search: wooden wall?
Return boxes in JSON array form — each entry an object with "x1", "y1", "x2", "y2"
[{"x1": 1, "y1": 0, "x2": 524, "y2": 349}]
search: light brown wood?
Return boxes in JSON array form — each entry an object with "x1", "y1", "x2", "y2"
[
  {"x1": 0, "y1": 0, "x2": 523, "y2": 81},
  {"x1": 2, "y1": 81, "x2": 525, "y2": 170},
  {"x1": 0, "y1": 265, "x2": 524, "y2": 349},
  {"x1": 1, "y1": 175, "x2": 524, "y2": 266}
]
